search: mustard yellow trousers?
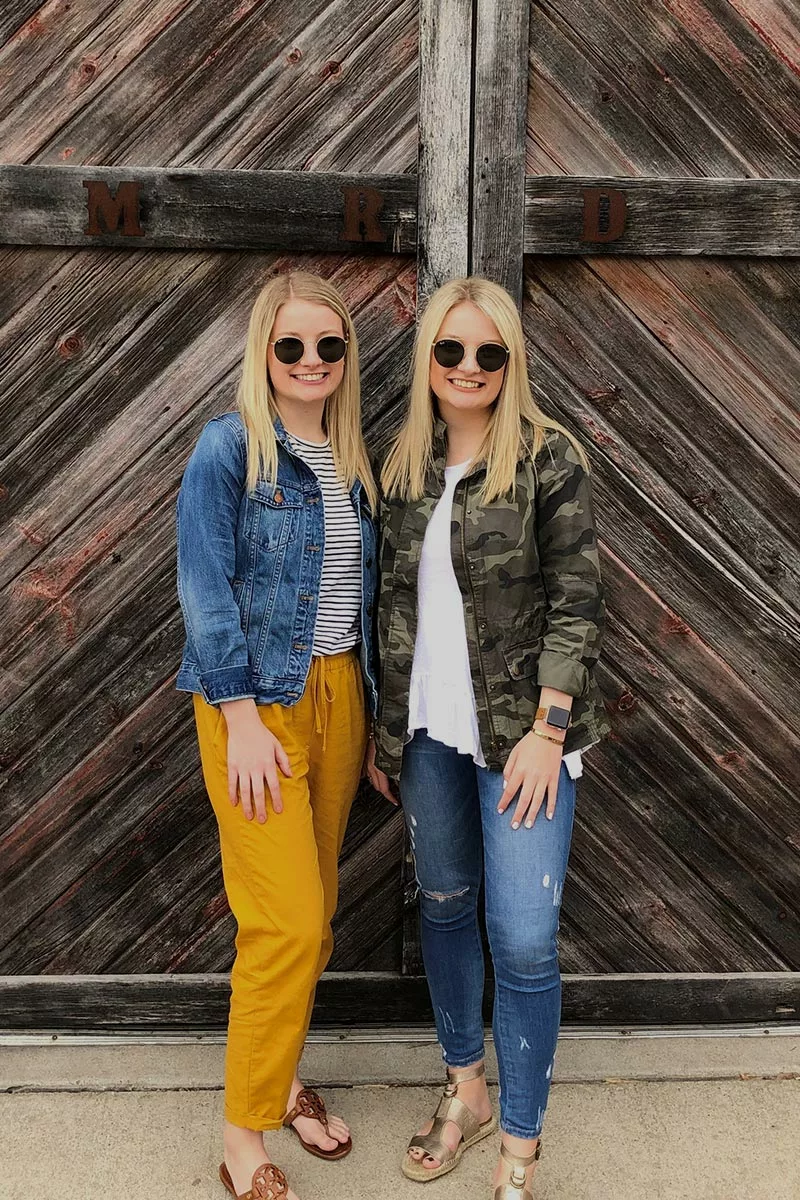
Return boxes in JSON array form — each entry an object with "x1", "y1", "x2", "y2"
[{"x1": 193, "y1": 649, "x2": 368, "y2": 1130}]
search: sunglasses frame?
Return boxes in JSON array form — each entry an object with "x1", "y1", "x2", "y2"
[
  {"x1": 269, "y1": 335, "x2": 350, "y2": 365},
  {"x1": 431, "y1": 338, "x2": 510, "y2": 373}
]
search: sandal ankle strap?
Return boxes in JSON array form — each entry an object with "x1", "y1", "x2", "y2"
[
  {"x1": 500, "y1": 1140, "x2": 542, "y2": 1170},
  {"x1": 445, "y1": 1062, "x2": 486, "y2": 1089}
]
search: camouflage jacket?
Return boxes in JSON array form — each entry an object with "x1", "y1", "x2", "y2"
[{"x1": 374, "y1": 423, "x2": 610, "y2": 778}]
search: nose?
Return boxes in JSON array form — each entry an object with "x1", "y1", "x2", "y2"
[
  {"x1": 457, "y1": 349, "x2": 482, "y2": 374},
  {"x1": 298, "y1": 340, "x2": 324, "y2": 369}
]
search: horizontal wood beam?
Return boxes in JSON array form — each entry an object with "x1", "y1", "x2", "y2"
[
  {"x1": 525, "y1": 177, "x2": 800, "y2": 255},
  {"x1": 1, "y1": 973, "x2": 797, "y2": 1031},
  {"x1": 0, "y1": 165, "x2": 418, "y2": 253}
]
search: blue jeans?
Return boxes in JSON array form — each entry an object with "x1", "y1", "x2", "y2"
[{"x1": 400, "y1": 730, "x2": 576, "y2": 1138}]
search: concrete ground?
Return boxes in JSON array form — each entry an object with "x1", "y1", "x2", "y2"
[{"x1": 2, "y1": 1030, "x2": 799, "y2": 1200}]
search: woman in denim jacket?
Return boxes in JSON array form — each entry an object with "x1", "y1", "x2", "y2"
[
  {"x1": 176, "y1": 271, "x2": 379, "y2": 1200},
  {"x1": 366, "y1": 278, "x2": 608, "y2": 1200}
]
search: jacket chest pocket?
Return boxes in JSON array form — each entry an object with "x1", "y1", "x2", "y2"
[{"x1": 248, "y1": 482, "x2": 304, "y2": 552}]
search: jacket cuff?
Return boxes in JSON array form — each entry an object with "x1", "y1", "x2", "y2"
[
  {"x1": 537, "y1": 651, "x2": 589, "y2": 698},
  {"x1": 198, "y1": 665, "x2": 256, "y2": 705}
]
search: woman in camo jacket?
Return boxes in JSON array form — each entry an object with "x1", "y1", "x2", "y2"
[{"x1": 366, "y1": 277, "x2": 609, "y2": 1200}]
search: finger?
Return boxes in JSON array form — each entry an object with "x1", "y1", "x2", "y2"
[
  {"x1": 239, "y1": 773, "x2": 254, "y2": 821},
  {"x1": 497, "y1": 770, "x2": 522, "y2": 814},
  {"x1": 266, "y1": 767, "x2": 283, "y2": 814},
  {"x1": 511, "y1": 781, "x2": 536, "y2": 830},
  {"x1": 524, "y1": 779, "x2": 549, "y2": 828},
  {"x1": 545, "y1": 774, "x2": 559, "y2": 820},
  {"x1": 252, "y1": 774, "x2": 267, "y2": 824},
  {"x1": 273, "y1": 739, "x2": 293, "y2": 778},
  {"x1": 228, "y1": 762, "x2": 239, "y2": 807}
]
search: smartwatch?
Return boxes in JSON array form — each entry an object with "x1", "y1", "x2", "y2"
[{"x1": 534, "y1": 704, "x2": 571, "y2": 732}]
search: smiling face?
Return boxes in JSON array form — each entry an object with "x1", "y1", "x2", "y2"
[
  {"x1": 429, "y1": 300, "x2": 508, "y2": 422},
  {"x1": 266, "y1": 298, "x2": 347, "y2": 413}
]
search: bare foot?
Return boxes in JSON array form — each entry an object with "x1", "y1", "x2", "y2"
[
  {"x1": 407, "y1": 1066, "x2": 492, "y2": 1171},
  {"x1": 223, "y1": 1122, "x2": 299, "y2": 1200},
  {"x1": 285, "y1": 1079, "x2": 351, "y2": 1154},
  {"x1": 492, "y1": 1133, "x2": 541, "y2": 1195}
]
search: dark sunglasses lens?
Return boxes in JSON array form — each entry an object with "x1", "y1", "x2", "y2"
[
  {"x1": 273, "y1": 337, "x2": 304, "y2": 364},
  {"x1": 317, "y1": 336, "x2": 347, "y2": 363},
  {"x1": 476, "y1": 343, "x2": 509, "y2": 372},
  {"x1": 433, "y1": 339, "x2": 465, "y2": 368}
]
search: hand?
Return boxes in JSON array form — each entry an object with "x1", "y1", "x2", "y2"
[
  {"x1": 221, "y1": 700, "x2": 293, "y2": 823},
  {"x1": 364, "y1": 735, "x2": 399, "y2": 806},
  {"x1": 497, "y1": 729, "x2": 563, "y2": 829}
]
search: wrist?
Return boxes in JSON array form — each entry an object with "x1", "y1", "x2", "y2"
[
  {"x1": 220, "y1": 697, "x2": 260, "y2": 729},
  {"x1": 532, "y1": 723, "x2": 566, "y2": 747}
]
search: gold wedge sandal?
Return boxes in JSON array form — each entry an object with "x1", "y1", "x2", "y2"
[
  {"x1": 493, "y1": 1140, "x2": 543, "y2": 1200},
  {"x1": 402, "y1": 1062, "x2": 498, "y2": 1182}
]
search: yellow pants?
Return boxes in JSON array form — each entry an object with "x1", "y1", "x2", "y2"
[{"x1": 193, "y1": 649, "x2": 368, "y2": 1130}]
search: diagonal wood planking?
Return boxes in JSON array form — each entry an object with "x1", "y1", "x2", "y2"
[
  {"x1": 523, "y1": 255, "x2": 800, "y2": 971},
  {"x1": 0, "y1": 0, "x2": 417, "y2": 976},
  {"x1": 528, "y1": 0, "x2": 800, "y2": 177}
]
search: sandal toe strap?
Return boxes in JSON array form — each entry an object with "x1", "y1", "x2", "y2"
[
  {"x1": 436, "y1": 1094, "x2": 481, "y2": 1141},
  {"x1": 407, "y1": 1127, "x2": 457, "y2": 1166},
  {"x1": 248, "y1": 1163, "x2": 289, "y2": 1200},
  {"x1": 283, "y1": 1087, "x2": 329, "y2": 1132}
]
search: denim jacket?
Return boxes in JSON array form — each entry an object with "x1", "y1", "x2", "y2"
[{"x1": 176, "y1": 412, "x2": 378, "y2": 714}]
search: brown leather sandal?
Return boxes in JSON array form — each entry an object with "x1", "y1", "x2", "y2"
[
  {"x1": 219, "y1": 1161, "x2": 289, "y2": 1200},
  {"x1": 282, "y1": 1086, "x2": 353, "y2": 1160}
]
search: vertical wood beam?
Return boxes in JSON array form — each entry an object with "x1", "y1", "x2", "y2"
[
  {"x1": 417, "y1": 0, "x2": 474, "y2": 303},
  {"x1": 471, "y1": 0, "x2": 531, "y2": 306}
]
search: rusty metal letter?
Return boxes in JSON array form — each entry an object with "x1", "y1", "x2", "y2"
[
  {"x1": 84, "y1": 180, "x2": 145, "y2": 237},
  {"x1": 341, "y1": 186, "x2": 386, "y2": 243},
  {"x1": 582, "y1": 188, "x2": 627, "y2": 243}
]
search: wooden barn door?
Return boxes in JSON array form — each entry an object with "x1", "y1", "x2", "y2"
[{"x1": 1, "y1": 0, "x2": 799, "y2": 1029}]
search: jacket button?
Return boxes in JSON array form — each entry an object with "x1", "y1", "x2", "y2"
[{"x1": 274, "y1": 490, "x2": 283, "y2": 504}]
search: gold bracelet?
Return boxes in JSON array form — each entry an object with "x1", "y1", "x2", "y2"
[{"x1": 532, "y1": 727, "x2": 565, "y2": 747}]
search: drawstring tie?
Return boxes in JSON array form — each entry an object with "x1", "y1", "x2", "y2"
[{"x1": 311, "y1": 655, "x2": 337, "y2": 750}]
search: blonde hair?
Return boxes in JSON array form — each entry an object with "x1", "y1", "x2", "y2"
[
  {"x1": 237, "y1": 270, "x2": 377, "y2": 511},
  {"x1": 381, "y1": 277, "x2": 586, "y2": 503}
]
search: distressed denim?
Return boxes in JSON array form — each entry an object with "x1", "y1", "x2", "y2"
[{"x1": 400, "y1": 729, "x2": 576, "y2": 1138}]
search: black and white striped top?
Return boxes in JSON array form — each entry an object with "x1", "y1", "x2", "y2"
[{"x1": 289, "y1": 433, "x2": 362, "y2": 656}]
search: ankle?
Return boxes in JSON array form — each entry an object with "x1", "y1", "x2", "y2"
[{"x1": 223, "y1": 1121, "x2": 265, "y2": 1155}]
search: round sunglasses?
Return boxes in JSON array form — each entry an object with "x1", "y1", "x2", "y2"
[
  {"x1": 432, "y1": 338, "x2": 510, "y2": 373},
  {"x1": 269, "y1": 335, "x2": 349, "y2": 365}
]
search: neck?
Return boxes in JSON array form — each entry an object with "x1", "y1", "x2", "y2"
[
  {"x1": 275, "y1": 396, "x2": 327, "y2": 444},
  {"x1": 440, "y1": 405, "x2": 492, "y2": 467}
]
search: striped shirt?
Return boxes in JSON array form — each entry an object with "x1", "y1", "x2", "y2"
[{"x1": 289, "y1": 433, "x2": 362, "y2": 656}]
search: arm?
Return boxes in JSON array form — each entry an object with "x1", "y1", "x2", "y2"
[
  {"x1": 176, "y1": 418, "x2": 255, "y2": 705},
  {"x1": 534, "y1": 431, "x2": 604, "y2": 698},
  {"x1": 499, "y1": 433, "x2": 603, "y2": 827}
]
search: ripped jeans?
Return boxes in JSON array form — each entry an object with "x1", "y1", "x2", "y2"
[{"x1": 400, "y1": 729, "x2": 576, "y2": 1139}]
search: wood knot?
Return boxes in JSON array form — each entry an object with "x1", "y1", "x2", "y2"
[
  {"x1": 79, "y1": 55, "x2": 99, "y2": 81},
  {"x1": 58, "y1": 332, "x2": 84, "y2": 358},
  {"x1": 586, "y1": 383, "x2": 621, "y2": 411},
  {"x1": 287, "y1": 47, "x2": 302, "y2": 64},
  {"x1": 321, "y1": 59, "x2": 342, "y2": 79},
  {"x1": 612, "y1": 690, "x2": 637, "y2": 715}
]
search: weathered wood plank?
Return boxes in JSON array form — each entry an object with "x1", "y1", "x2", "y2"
[
  {"x1": 524, "y1": 178, "x2": 800, "y2": 254},
  {"x1": 416, "y1": 0, "x2": 472, "y2": 300},
  {"x1": 0, "y1": 973, "x2": 797, "y2": 1030},
  {"x1": 471, "y1": 0, "x2": 530, "y2": 303},
  {"x1": 532, "y1": 0, "x2": 800, "y2": 178},
  {"x1": 0, "y1": 165, "x2": 417, "y2": 252}
]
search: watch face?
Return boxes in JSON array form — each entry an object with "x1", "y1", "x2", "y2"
[{"x1": 547, "y1": 705, "x2": 571, "y2": 730}]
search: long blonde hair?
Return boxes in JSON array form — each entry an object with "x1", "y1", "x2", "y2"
[
  {"x1": 381, "y1": 277, "x2": 586, "y2": 503},
  {"x1": 237, "y1": 270, "x2": 377, "y2": 511}
]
